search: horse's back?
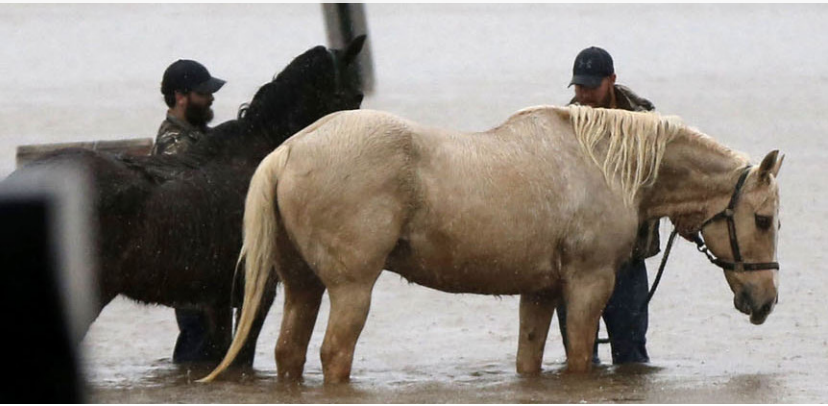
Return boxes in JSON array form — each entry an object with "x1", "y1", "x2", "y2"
[{"x1": 6, "y1": 148, "x2": 151, "y2": 205}]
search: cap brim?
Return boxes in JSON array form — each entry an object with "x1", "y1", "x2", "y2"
[
  {"x1": 568, "y1": 74, "x2": 604, "y2": 89},
  {"x1": 192, "y1": 77, "x2": 226, "y2": 94}
]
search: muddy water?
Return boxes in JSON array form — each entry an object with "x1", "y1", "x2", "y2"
[{"x1": 4, "y1": 4, "x2": 828, "y2": 403}]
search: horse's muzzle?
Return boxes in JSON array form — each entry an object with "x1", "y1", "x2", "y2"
[{"x1": 734, "y1": 290, "x2": 776, "y2": 325}]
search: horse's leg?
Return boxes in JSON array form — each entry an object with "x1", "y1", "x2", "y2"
[
  {"x1": 79, "y1": 291, "x2": 116, "y2": 340},
  {"x1": 516, "y1": 290, "x2": 559, "y2": 375},
  {"x1": 320, "y1": 275, "x2": 380, "y2": 384},
  {"x1": 275, "y1": 274, "x2": 325, "y2": 381},
  {"x1": 562, "y1": 269, "x2": 615, "y2": 373},
  {"x1": 278, "y1": 168, "x2": 406, "y2": 383}
]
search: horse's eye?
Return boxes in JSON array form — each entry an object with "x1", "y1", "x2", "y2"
[{"x1": 755, "y1": 215, "x2": 772, "y2": 230}]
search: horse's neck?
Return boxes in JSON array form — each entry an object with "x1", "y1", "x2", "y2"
[{"x1": 641, "y1": 128, "x2": 748, "y2": 233}]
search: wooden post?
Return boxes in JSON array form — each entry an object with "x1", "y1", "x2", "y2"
[
  {"x1": 323, "y1": 3, "x2": 375, "y2": 94},
  {"x1": 15, "y1": 137, "x2": 153, "y2": 169}
]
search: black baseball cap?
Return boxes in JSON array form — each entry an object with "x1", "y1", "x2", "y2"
[
  {"x1": 568, "y1": 47, "x2": 614, "y2": 89},
  {"x1": 161, "y1": 59, "x2": 226, "y2": 95}
]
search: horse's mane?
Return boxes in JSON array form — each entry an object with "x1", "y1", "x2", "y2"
[
  {"x1": 562, "y1": 105, "x2": 750, "y2": 205},
  {"x1": 187, "y1": 46, "x2": 334, "y2": 161},
  {"x1": 565, "y1": 105, "x2": 684, "y2": 206}
]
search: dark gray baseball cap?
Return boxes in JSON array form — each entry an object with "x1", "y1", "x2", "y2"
[
  {"x1": 568, "y1": 47, "x2": 614, "y2": 89},
  {"x1": 161, "y1": 59, "x2": 226, "y2": 95}
]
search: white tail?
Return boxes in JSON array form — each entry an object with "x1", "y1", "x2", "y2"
[{"x1": 198, "y1": 144, "x2": 291, "y2": 382}]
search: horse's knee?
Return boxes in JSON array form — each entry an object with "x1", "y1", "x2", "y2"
[
  {"x1": 276, "y1": 344, "x2": 306, "y2": 368},
  {"x1": 516, "y1": 358, "x2": 543, "y2": 375},
  {"x1": 319, "y1": 345, "x2": 345, "y2": 366},
  {"x1": 321, "y1": 354, "x2": 352, "y2": 385},
  {"x1": 565, "y1": 357, "x2": 593, "y2": 374},
  {"x1": 320, "y1": 344, "x2": 354, "y2": 380},
  {"x1": 276, "y1": 346, "x2": 306, "y2": 382}
]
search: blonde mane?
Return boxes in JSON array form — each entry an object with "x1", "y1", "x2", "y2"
[{"x1": 566, "y1": 105, "x2": 685, "y2": 206}]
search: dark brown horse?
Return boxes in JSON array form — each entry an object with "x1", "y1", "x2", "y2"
[{"x1": 3, "y1": 36, "x2": 366, "y2": 367}]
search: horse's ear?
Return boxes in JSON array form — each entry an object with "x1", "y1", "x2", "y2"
[
  {"x1": 343, "y1": 34, "x2": 367, "y2": 65},
  {"x1": 772, "y1": 153, "x2": 785, "y2": 177},
  {"x1": 758, "y1": 150, "x2": 783, "y2": 182}
]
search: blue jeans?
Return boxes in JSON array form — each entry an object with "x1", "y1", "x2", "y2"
[
  {"x1": 557, "y1": 259, "x2": 650, "y2": 364},
  {"x1": 173, "y1": 308, "x2": 217, "y2": 364}
]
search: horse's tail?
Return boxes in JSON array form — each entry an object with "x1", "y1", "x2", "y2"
[{"x1": 198, "y1": 144, "x2": 291, "y2": 383}]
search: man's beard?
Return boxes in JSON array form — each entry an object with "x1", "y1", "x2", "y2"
[
  {"x1": 185, "y1": 100, "x2": 214, "y2": 128},
  {"x1": 580, "y1": 91, "x2": 612, "y2": 108},
  {"x1": 597, "y1": 90, "x2": 612, "y2": 108}
]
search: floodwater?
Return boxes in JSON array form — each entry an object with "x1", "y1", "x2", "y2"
[{"x1": 4, "y1": 3, "x2": 828, "y2": 403}]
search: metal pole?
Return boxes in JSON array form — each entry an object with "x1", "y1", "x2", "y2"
[{"x1": 323, "y1": 3, "x2": 375, "y2": 93}]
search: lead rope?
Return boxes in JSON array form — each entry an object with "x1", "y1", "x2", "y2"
[
  {"x1": 642, "y1": 228, "x2": 679, "y2": 312},
  {"x1": 596, "y1": 228, "x2": 678, "y2": 345}
]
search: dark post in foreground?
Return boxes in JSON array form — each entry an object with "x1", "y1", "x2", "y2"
[
  {"x1": 323, "y1": 3, "x2": 375, "y2": 93},
  {"x1": 0, "y1": 166, "x2": 96, "y2": 403}
]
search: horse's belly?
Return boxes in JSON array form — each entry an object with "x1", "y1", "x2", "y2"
[{"x1": 385, "y1": 240, "x2": 561, "y2": 295}]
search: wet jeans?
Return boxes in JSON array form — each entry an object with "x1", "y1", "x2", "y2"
[
  {"x1": 173, "y1": 308, "x2": 217, "y2": 364},
  {"x1": 557, "y1": 259, "x2": 650, "y2": 364}
]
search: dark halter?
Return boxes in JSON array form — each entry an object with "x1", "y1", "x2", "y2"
[{"x1": 689, "y1": 165, "x2": 780, "y2": 272}]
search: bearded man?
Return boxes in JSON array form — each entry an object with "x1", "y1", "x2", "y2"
[
  {"x1": 558, "y1": 46, "x2": 659, "y2": 365},
  {"x1": 153, "y1": 59, "x2": 225, "y2": 155},
  {"x1": 153, "y1": 59, "x2": 226, "y2": 364}
]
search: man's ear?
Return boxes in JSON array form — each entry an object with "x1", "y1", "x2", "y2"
[
  {"x1": 608, "y1": 73, "x2": 617, "y2": 86},
  {"x1": 174, "y1": 91, "x2": 188, "y2": 106}
]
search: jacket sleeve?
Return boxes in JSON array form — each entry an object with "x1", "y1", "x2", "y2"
[
  {"x1": 632, "y1": 218, "x2": 661, "y2": 261},
  {"x1": 151, "y1": 130, "x2": 195, "y2": 156}
]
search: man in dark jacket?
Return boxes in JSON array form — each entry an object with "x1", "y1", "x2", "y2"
[
  {"x1": 559, "y1": 46, "x2": 660, "y2": 364},
  {"x1": 154, "y1": 59, "x2": 226, "y2": 363}
]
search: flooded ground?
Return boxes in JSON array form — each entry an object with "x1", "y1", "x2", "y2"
[{"x1": 4, "y1": 4, "x2": 828, "y2": 403}]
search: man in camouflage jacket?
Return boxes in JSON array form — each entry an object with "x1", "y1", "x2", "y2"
[
  {"x1": 558, "y1": 46, "x2": 659, "y2": 364},
  {"x1": 153, "y1": 113, "x2": 209, "y2": 155},
  {"x1": 154, "y1": 59, "x2": 226, "y2": 363}
]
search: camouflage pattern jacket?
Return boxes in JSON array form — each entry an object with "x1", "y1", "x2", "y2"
[
  {"x1": 568, "y1": 84, "x2": 655, "y2": 112},
  {"x1": 569, "y1": 84, "x2": 661, "y2": 261},
  {"x1": 151, "y1": 113, "x2": 210, "y2": 156}
]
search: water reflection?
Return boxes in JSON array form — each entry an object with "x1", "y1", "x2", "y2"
[{"x1": 90, "y1": 357, "x2": 794, "y2": 403}]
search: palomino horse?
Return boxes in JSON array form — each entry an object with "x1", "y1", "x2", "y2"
[
  {"x1": 2, "y1": 36, "x2": 366, "y2": 367},
  {"x1": 201, "y1": 105, "x2": 783, "y2": 383}
]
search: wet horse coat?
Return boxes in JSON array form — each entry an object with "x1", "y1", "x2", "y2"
[{"x1": 203, "y1": 105, "x2": 783, "y2": 383}]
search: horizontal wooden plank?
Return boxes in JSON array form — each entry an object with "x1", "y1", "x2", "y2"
[{"x1": 16, "y1": 138, "x2": 154, "y2": 168}]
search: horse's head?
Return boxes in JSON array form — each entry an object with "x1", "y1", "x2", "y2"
[
  {"x1": 240, "y1": 35, "x2": 366, "y2": 136},
  {"x1": 325, "y1": 34, "x2": 367, "y2": 110},
  {"x1": 698, "y1": 150, "x2": 784, "y2": 325}
]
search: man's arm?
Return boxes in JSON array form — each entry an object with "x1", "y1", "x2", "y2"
[{"x1": 151, "y1": 129, "x2": 199, "y2": 156}]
